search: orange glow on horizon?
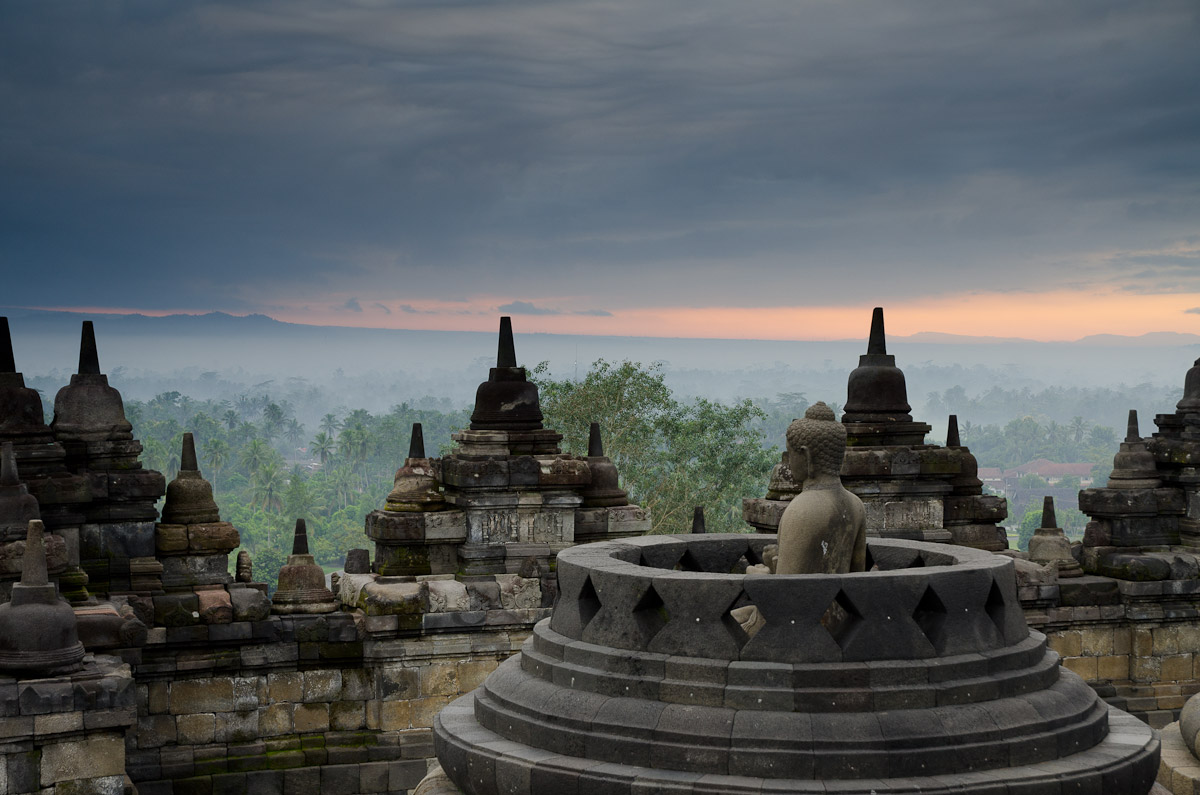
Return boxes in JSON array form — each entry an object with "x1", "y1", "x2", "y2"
[{"x1": 17, "y1": 289, "x2": 1200, "y2": 342}]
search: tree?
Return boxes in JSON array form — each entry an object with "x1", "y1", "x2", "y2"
[
  {"x1": 241, "y1": 438, "x2": 272, "y2": 476},
  {"x1": 320, "y1": 413, "x2": 342, "y2": 436},
  {"x1": 311, "y1": 432, "x2": 336, "y2": 466},
  {"x1": 532, "y1": 360, "x2": 775, "y2": 534},
  {"x1": 203, "y1": 438, "x2": 231, "y2": 497},
  {"x1": 1016, "y1": 505, "x2": 1044, "y2": 551},
  {"x1": 251, "y1": 458, "x2": 286, "y2": 512}
]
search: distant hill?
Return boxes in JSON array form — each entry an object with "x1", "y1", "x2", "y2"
[{"x1": 2, "y1": 307, "x2": 1198, "y2": 407}]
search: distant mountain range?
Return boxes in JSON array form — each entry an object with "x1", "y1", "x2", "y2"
[{"x1": 3, "y1": 308, "x2": 1198, "y2": 403}]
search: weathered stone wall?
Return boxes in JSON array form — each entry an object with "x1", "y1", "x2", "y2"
[
  {"x1": 0, "y1": 657, "x2": 134, "y2": 795},
  {"x1": 125, "y1": 611, "x2": 541, "y2": 795},
  {"x1": 1021, "y1": 576, "x2": 1200, "y2": 729}
]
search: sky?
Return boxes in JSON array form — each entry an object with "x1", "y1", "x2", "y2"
[{"x1": 2, "y1": 1, "x2": 1199, "y2": 341}]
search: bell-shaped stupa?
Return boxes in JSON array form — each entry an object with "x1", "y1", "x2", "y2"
[
  {"x1": 271, "y1": 519, "x2": 338, "y2": 614},
  {"x1": 161, "y1": 433, "x2": 221, "y2": 525},
  {"x1": 0, "y1": 520, "x2": 85, "y2": 675},
  {"x1": 385, "y1": 423, "x2": 445, "y2": 512},
  {"x1": 468, "y1": 317, "x2": 544, "y2": 432}
]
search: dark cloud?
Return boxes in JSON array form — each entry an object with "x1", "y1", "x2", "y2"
[
  {"x1": 574, "y1": 309, "x2": 612, "y2": 317},
  {"x1": 343, "y1": 298, "x2": 363, "y2": 313},
  {"x1": 1, "y1": 1, "x2": 1198, "y2": 312},
  {"x1": 374, "y1": 303, "x2": 391, "y2": 314},
  {"x1": 499, "y1": 301, "x2": 560, "y2": 316},
  {"x1": 1185, "y1": 308, "x2": 1200, "y2": 315}
]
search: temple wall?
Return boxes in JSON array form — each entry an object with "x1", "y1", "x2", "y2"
[
  {"x1": 1021, "y1": 578, "x2": 1200, "y2": 729},
  {"x1": 124, "y1": 612, "x2": 538, "y2": 795},
  {"x1": 0, "y1": 657, "x2": 134, "y2": 795}
]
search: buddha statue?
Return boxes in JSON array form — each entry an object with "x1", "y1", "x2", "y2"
[{"x1": 775, "y1": 402, "x2": 867, "y2": 575}]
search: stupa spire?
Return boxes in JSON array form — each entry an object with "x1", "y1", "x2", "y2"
[
  {"x1": 867, "y1": 306, "x2": 886, "y2": 356},
  {"x1": 588, "y1": 422, "x2": 604, "y2": 457},
  {"x1": 409, "y1": 423, "x2": 426, "y2": 460},
  {"x1": 1126, "y1": 409, "x2": 1140, "y2": 443},
  {"x1": 180, "y1": 432, "x2": 199, "y2": 472},
  {"x1": 21, "y1": 519, "x2": 49, "y2": 587},
  {"x1": 78, "y1": 321, "x2": 101, "y2": 375},
  {"x1": 692, "y1": 506, "x2": 706, "y2": 534},
  {"x1": 946, "y1": 415, "x2": 961, "y2": 448},
  {"x1": 0, "y1": 317, "x2": 14, "y2": 374},
  {"x1": 292, "y1": 518, "x2": 310, "y2": 556},
  {"x1": 497, "y1": 316, "x2": 517, "y2": 368},
  {"x1": 1041, "y1": 496, "x2": 1057, "y2": 530}
]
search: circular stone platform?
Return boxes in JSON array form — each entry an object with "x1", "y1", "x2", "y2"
[{"x1": 434, "y1": 535, "x2": 1160, "y2": 794}]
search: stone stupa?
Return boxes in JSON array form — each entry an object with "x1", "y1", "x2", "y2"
[
  {"x1": 272, "y1": 519, "x2": 338, "y2": 614},
  {"x1": 0, "y1": 519, "x2": 85, "y2": 675},
  {"x1": 1027, "y1": 495, "x2": 1083, "y2": 577}
]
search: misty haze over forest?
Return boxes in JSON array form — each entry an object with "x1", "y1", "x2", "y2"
[{"x1": 5, "y1": 307, "x2": 1195, "y2": 441}]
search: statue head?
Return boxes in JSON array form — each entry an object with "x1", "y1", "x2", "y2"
[{"x1": 785, "y1": 402, "x2": 846, "y2": 483}]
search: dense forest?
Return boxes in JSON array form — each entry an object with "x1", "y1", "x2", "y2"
[{"x1": 110, "y1": 362, "x2": 1180, "y2": 588}]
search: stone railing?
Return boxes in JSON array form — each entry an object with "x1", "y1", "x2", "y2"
[{"x1": 550, "y1": 535, "x2": 1028, "y2": 663}]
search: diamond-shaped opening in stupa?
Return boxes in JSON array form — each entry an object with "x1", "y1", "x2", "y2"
[
  {"x1": 984, "y1": 578, "x2": 1007, "y2": 636},
  {"x1": 821, "y1": 589, "x2": 863, "y2": 648},
  {"x1": 674, "y1": 549, "x2": 706, "y2": 572},
  {"x1": 577, "y1": 576, "x2": 602, "y2": 632},
  {"x1": 912, "y1": 585, "x2": 948, "y2": 650},
  {"x1": 631, "y1": 582, "x2": 670, "y2": 642}
]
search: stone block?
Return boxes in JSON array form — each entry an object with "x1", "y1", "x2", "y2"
[
  {"x1": 1165, "y1": 654, "x2": 1195, "y2": 681},
  {"x1": 216, "y1": 710, "x2": 259, "y2": 744},
  {"x1": 379, "y1": 699, "x2": 411, "y2": 731},
  {"x1": 330, "y1": 701, "x2": 366, "y2": 731},
  {"x1": 229, "y1": 587, "x2": 271, "y2": 622},
  {"x1": 379, "y1": 666, "x2": 419, "y2": 700},
  {"x1": 419, "y1": 663, "x2": 459, "y2": 697},
  {"x1": 293, "y1": 703, "x2": 329, "y2": 732},
  {"x1": 496, "y1": 573, "x2": 541, "y2": 609},
  {"x1": 284, "y1": 767, "x2": 319, "y2": 795},
  {"x1": 1098, "y1": 655, "x2": 1129, "y2": 680},
  {"x1": 40, "y1": 735, "x2": 125, "y2": 785},
  {"x1": 154, "y1": 593, "x2": 200, "y2": 628},
  {"x1": 170, "y1": 679, "x2": 234, "y2": 714},
  {"x1": 409, "y1": 695, "x2": 451, "y2": 728},
  {"x1": 156, "y1": 524, "x2": 190, "y2": 555},
  {"x1": 303, "y1": 670, "x2": 342, "y2": 702},
  {"x1": 457, "y1": 660, "x2": 497, "y2": 693},
  {"x1": 137, "y1": 715, "x2": 177, "y2": 748},
  {"x1": 197, "y1": 588, "x2": 234, "y2": 624},
  {"x1": 33, "y1": 711, "x2": 83, "y2": 736},
  {"x1": 268, "y1": 672, "x2": 303, "y2": 703},
  {"x1": 1062, "y1": 656, "x2": 1096, "y2": 680},
  {"x1": 340, "y1": 668, "x2": 373, "y2": 701},
  {"x1": 1079, "y1": 627, "x2": 1113, "y2": 657},
  {"x1": 177, "y1": 713, "x2": 217, "y2": 744},
  {"x1": 188, "y1": 522, "x2": 240, "y2": 553},
  {"x1": 425, "y1": 579, "x2": 470, "y2": 613},
  {"x1": 259, "y1": 703, "x2": 293, "y2": 737}
]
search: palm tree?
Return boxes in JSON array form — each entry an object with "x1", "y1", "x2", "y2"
[
  {"x1": 320, "y1": 413, "x2": 341, "y2": 437},
  {"x1": 284, "y1": 419, "x2": 306, "y2": 451},
  {"x1": 252, "y1": 459, "x2": 286, "y2": 512},
  {"x1": 222, "y1": 409, "x2": 240, "y2": 431},
  {"x1": 203, "y1": 438, "x2": 231, "y2": 497},
  {"x1": 241, "y1": 438, "x2": 272, "y2": 476},
  {"x1": 311, "y1": 432, "x2": 335, "y2": 467}
]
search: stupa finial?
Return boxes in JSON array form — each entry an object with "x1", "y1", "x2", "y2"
[
  {"x1": 1126, "y1": 409, "x2": 1140, "y2": 443},
  {"x1": 0, "y1": 318, "x2": 14, "y2": 374},
  {"x1": 408, "y1": 423, "x2": 426, "y2": 460},
  {"x1": 692, "y1": 506, "x2": 706, "y2": 534},
  {"x1": 588, "y1": 422, "x2": 604, "y2": 457},
  {"x1": 292, "y1": 518, "x2": 310, "y2": 556},
  {"x1": 21, "y1": 519, "x2": 49, "y2": 587},
  {"x1": 78, "y1": 321, "x2": 101, "y2": 375},
  {"x1": 867, "y1": 307, "x2": 886, "y2": 356},
  {"x1": 1041, "y1": 496, "x2": 1057, "y2": 530},
  {"x1": 180, "y1": 432, "x2": 199, "y2": 472},
  {"x1": 497, "y1": 316, "x2": 517, "y2": 368},
  {"x1": 946, "y1": 415, "x2": 961, "y2": 448}
]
